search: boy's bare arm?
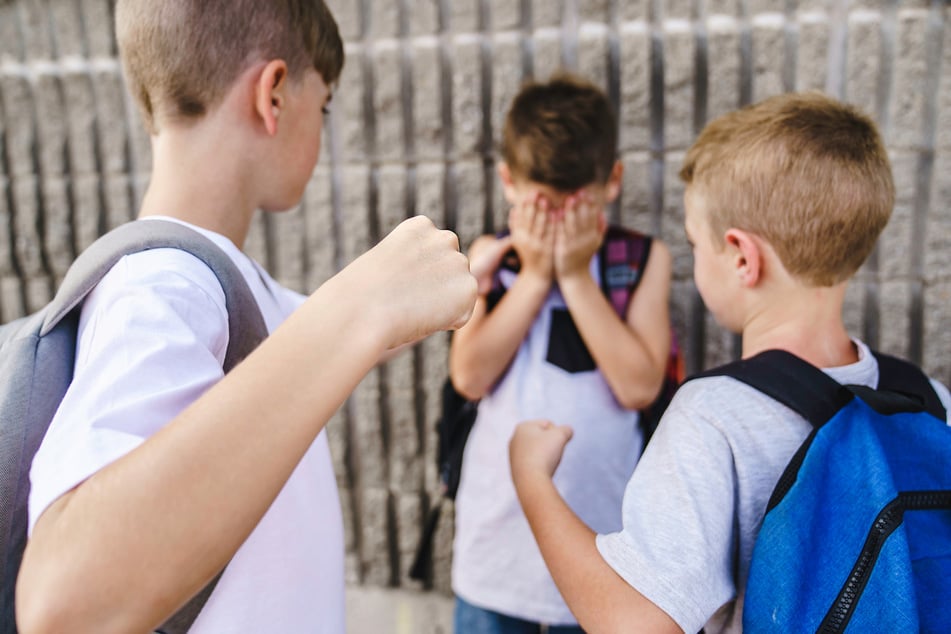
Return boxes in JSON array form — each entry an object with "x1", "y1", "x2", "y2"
[
  {"x1": 16, "y1": 216, "x2": 476, "y2": 634},
  {"x1": 556, "y1": 198, "x2": 672, "y2": 409},
  {"x1": 450, "y1": 197, "x2": 553, "y2": 400},
  {"x1": 510, "y1": 420, "x2": 683, "y2": 634}
]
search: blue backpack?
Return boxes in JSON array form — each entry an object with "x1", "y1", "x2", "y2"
[{"x1": 700, "y1": 350, "x2": 951, "y2": 633}]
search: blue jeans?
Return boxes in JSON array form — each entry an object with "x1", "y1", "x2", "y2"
[{"x1": 454, "y1": 596, "x2": 585, "y2": 634}]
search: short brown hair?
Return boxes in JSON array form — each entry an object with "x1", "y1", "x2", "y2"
[
  {"x1": 116, "y1": 0, "x2": 344, "y2": 133},
  {"x1": 501, "y1": 73, "x2": 618, "y2": 192},
  {"x1": 680, "y1": 91, "x2": 894, "y2": 286}
]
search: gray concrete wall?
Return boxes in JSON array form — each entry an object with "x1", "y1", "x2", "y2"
[{"x1": 2, "y1": 0, "x2": 951, "y2": 625}]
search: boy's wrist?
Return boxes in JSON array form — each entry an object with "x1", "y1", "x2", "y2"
[{"x1": 556, "y1": 268, "x2": 595, "y2": 293}]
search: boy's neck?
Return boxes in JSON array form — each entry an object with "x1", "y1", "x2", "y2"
[
  {"x1": 138, "y1": 115, "x2": 259, "y2": 249},
  {"x1": 739, "y1": 283, "x2": 858, "y2": 369}
]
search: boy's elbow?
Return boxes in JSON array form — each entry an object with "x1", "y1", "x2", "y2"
[
  {"x1": 17, "y1": 576, "x2": 70, "y2": 634},
  {"x1": 451, "y1": 374, "x2": 487, "y2": 402},
  {"x1": 615, "y1": 375, "x2": 666, "y2": 411}
]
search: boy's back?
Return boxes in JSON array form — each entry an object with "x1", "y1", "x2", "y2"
[
  {"x1": 449, "y1": 74, "x2": 672, "y2": 628},
  {"x1": 507, "y1": 91, "x2": 951, "y2": 634}
]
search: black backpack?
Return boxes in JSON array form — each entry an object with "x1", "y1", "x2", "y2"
[
  {"x1": 0, "y1": 219, "x2": 268, "y2": 633},
  {"x1": 409, "y1": 226, "x2": 683, "y2": 582}
]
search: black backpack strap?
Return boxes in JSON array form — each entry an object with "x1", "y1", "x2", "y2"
[
  {"x1": 873, "y1": 351, "x2": 946, "y2": 420},
  {"x1": 689, "y1": 350, "x2": 853, "y2": 428},
  {"x1": 45, "y1": 219, "x2": 267, "y2": 634}
]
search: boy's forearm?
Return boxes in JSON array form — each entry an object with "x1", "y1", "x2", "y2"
[
  {"x1": 17, "y1": 276, "x2": 387, "y2": 633},
  {"x1": 515, "y1": 472, "x2": 681, "y2": 634},
  {"x1": 558, "y1": 272, "x2": 666, "y2": 409},
  {"x1": 450, "y1": 272, "x2": 549, "y2": 399}
]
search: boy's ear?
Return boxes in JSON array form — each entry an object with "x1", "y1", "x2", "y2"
[
  {"x1": 603, "y1": 160, "x2": 624, "y2": 204},
  {"x1": 255, "y1": 60, "x2": 289, "y2": 136},
  {"x1": 725, "y1": 228, "x2": 762, "y2": 288},
  {"x1": 498, "y1": 163, "x2": 520, "y2": 205}
]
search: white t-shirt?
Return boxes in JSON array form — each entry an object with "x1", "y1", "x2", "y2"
[
  {"x1": 28, "y1": 217, "x2": 345, "y2": 633},
  {"x1": 453, "y1": 257, "x2": 642, "y2": 625},
  {"x1": 596, "y1": 339, "x2": 951, "y2": 634}
]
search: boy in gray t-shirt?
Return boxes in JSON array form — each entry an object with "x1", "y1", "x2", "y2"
[{"x1": 507, "y1": 91, "x2": 951, "y2": 633}]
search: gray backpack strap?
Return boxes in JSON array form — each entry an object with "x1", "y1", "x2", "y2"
[
  {"x1": 44, "y1": 219, "x2": 267, "y2": 372},
  {"x1": 49, "y1": 219, "x2": 267, "y2": 633}
]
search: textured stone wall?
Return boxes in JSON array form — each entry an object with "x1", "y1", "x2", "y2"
[{"x1": 2, "y1": 0, "x2": 950, "y2": 597}]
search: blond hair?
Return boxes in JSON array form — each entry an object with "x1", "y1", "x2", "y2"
[
  {"x1": 501, "y1": 73, "x2": 617, "y2": 192},
  {"x1": 680, "y1": 91, "x2": 894, "y2": 286},
  {"x1": 116, "y1": 0, "x2": 344, "y2": 133}
]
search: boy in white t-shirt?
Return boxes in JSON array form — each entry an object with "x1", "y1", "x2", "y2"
[
  {"x1": 449, "y1": 74, "x2": 672, "y2": 632},
  {"x1": 508, "y1": 91, "x2": 951, "y2": 633},
  {"x1": 15, "y1": 2, "x2": 477, "y2": 632}
]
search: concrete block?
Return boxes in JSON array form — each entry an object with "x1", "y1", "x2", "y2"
[
  {"x1": 1, "y1": 74, "x2": 36, "y2": 177},
  {"x1": 326, "y1": 409, "x2": 351, "y2": 487},
  {"x1": 618, "y1": 0, "x2": 650, "y2": 23},
  {"x1": 378, "y1": 165, "x2": 408, "y2": 236},
  {"x1": 415, "y1": 162, "x2": 448, "y2": 226},
  {"x1": 0, "y1": 5, "x2": 21, "y2": 60},
  {"x1": 385, "y1": 349, "x2": 422, "y2": 492},
  {"x1": 795, "y1": 14, "x2": 829, "y2": 92},
  {"x1": 353, "y1": 368, "x2": 387, "y2": 488},
  {"x1": 326, "y1": 0, "x2": 362, "y2": 41},
  {"x1": 92, "y1": 68, "x2": 133, "y2": 174},
  {"x1": 490, "y1": 33, "x2": 525, "y2": 149},
  {"x1": 843, "y1": 273, "x2": 870, "y2": 338},
  {"x1": 450, "y1": 35, "x2": 485, "y2": 157},
  {"x1": 748, "y1": 0, "x2": 787, "y2": 16},
  {"x1": 706, "y1": 15, "x2": 743, "y2": 122},
  {"x1": 61, "y1": 70, "x2": 97, "y2": 175},
  {"x1": 339, "y1": 482, "x2": 357, "y2": 552},
  {"x1": 411, "y1": 37, "x2": 446, "y2": 161},
  {"x1": 578, "y1": 0, "x2": 611, "y2": 24},
  {"x1": 11, "y1": 175, "x2": 44, "y2": 277},
  {"x1": 659, "y1": 0, "x2": 693, "y2": 21},
  {"x1": 888, "y1": 9, "x2": 930, "y2": 149},
  {"x1": 661, "y1": 155, "x2": 690, "y2": 278},
  {"x1": 394, "y1": 492, "x2": 424, "y2": 587},
  {"x1": 101, "y1": 173, "x2": 133, "y2": 232},
  {"x1": 704, "y1": 310, "x2": 739, "y2": 370},
  {"x1": 243, "y1": 212, "x2": 268, "y2": 269},
  {"x1": 751, "y1": 13, "x2": 788, "y2": 102},
  {"x1": 359, "y1": 486, "x2": 394, "y2": 587},
  {"x1": 707, "y1": 0, "x2": 741, "y2": 16},
  {"x1": 79, "y1": 0, "x2": 115, "y2": 58},
  {"x1": 531, "y1": 0, "x2": 563, "y2": 28},
  {"x1": 880, "y1": 151, "x2": 916, "y2": 274},
  {"x1": 340, "y1": 165, "x2": 372, "y2": 265},
  {"x1": 532, "y1": 28, "x2": 564, "y2": 82},
  {"x1": 368, "y1": 0, "x2": 402, "y2": 39},
  {"x1": 271, "y1": 205, "x2": 306, "y2": 293},
  {"x1": 72, "y1": 173, "x2": 102, "y2": 253},
  {"x1": 418, "y1": 333, "x2": 449, "y2": 491},
  {"x1": 303, "y1": 167, "x2": 338, "y2": 289},
  {"x1": 662, "y1": 21, "x2": 696, "y2": 151},
  {"x1": 50, "y1": 1, "x2": 86, "y2": 58},
  {"x1": 339, "y1": 44, "x2": 370, "y2": 163},
  {"x1": 0, "y1": 276, "x2": 25, "y2": 324},
  {"x1": 372, "y1": 40, "x2": 407, "y2": 162},
  {"x1": 42, "y1": 176, "x2": 75, "y2": 276},
  {"x1": 490, "y1": 0, "x2": 522, "y2": 31},
  {"x1": 25, "y1": 275, "x2": 52, "y2": 314},
  {"x1": 578, "y1": 22, "x2": 611, "y2": 90},
  {"x1": 936, "y1": 14, "x2": 951, "y2": 151},
  {"x1": 17, "y1": 1, "x2": 53, "y2": 60},
  {"x1": 923, "y1": 280, "x2": 951, "y2": 384},
  {"x1": 925, "y1": 153, "x2": 951, "y2": 283},
  {"x1": 0, "y1": 178, "x2": 12, "y2": 275},
  {"x1": 450, "y1": 0, "x2": 481, "y2": 34},
  {"x1": 34, "y1": 73, "x2": 68, "y2": 176},
  {"x1": 845, "y1": 11, "x2": 882, "y2": 124},
  {"x1": 877, "y1": 279, "x2": 913, "y2": 359},
  {"x1": 619, "y1": 151, "x2": 652, "y2": 234},
  {"x1": 451, "y1": 160, "x2": 486, "y2": 248},
  {"x1": 407, "y1": 0, "x2": 441, "y2": 36},
  {"x1": 430, "y1": 499, "x2": 455, "y2": 595},
  {"x1": 618, "y1": 22, "x2": 651, "y2": 153}
]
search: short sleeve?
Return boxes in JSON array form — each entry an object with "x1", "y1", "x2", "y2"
[
  {"x1": 28, "y1": 248, "x2": 229, "y2": 533},
  {"x1": 596, "y1": 382, "x2": 739, "y2": 633}
]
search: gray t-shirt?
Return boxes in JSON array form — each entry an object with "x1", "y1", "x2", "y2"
[{"x1": 596, "y1": 339, "x2": 951, "y2": 633}]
